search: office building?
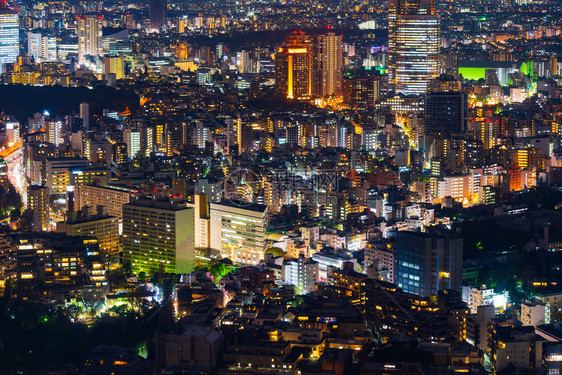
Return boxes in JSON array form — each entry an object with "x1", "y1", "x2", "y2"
[
  {"x1": 0, "y1": 7, "x2": 19, "y2": 69},
  {"x1": 342, "y1": 75, "x2": 381, "y2": 108},
  {"x1": 57, "y1": 206, "x2": 120, "y2": 267},
  {"x1": 27, "y1": 31, "x2": 57, "y2": 62},
  {"x1": 282, "y1": 255, "x2": 319, "y2": 295},
  {"x1": 313, "y1": 32, "x2": 343, "y2": 97},
  {"x1": 77, "y1": 15, "x2": 102, "y2": 64},
  {"x1": 44, "y1": 158, "x2": 103, "y2": 196},
  {"x1": 275, "y1": 32, "x2": 313, "y2": 100},
  {"x1": 75, "y1": 184, "x2": 131, "y2": 219},
  {"x1": 79, "y1": 103, "x2": 90, "y2": 130},
  {"x1": 424, "y1": 76, "x2": 467, "y2": 136},
  {"x1": 45, "y1": 120, "x2": 64, "y2": 146},
  {"x1": 388, "y1": 0, "x2": 439, "y2": 95},
  {"x1": 27, "y1": 185, "x2": 49, "y2": 231},
  {"x1": 122, "y1": 197, "x2": 194, "y2": 274},
  {"x1": 210, "y1": 201, "x2": 268, "y2": 265},
  {"x1": 103, "y1": 55, "x2": 124, "y2": 80},
  {"x1": 149, "y1": 0, "x2": 167, "y2": 32},
  {"x1": 395, "y1": 230, "x2": 463, "y2": 297}
]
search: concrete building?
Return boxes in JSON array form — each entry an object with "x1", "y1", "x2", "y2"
[
  {"x1": 156, "y1": 326, "x2": 222, "y2": 372},
  {"x1": 521, "y1": 299, "x2": 550, "y2": 327},
  {"x1": 75, "y1": 184, "x2": 131, "y2": 219},
  {"x1": 122, "y1": 197, "x2": 194, "y2": 274},
  {"x1": 56, "y1": 206, "x2": 120, "y2": 267},
  {"x1": 194, "y1": 194, "x2": 210, "y2": 249},
  {"x1": 210, "y1": 201, "x2": 268, "y2": 265},
  {"x1": 395, "y1": 230, "x2": 463, "y2": 297},
  {"x1": 282, "y1": 255, "x2": 319, "y2": 295},
  {"x1": 77, "y1": 15, "x2": 102, "y2": 64}
]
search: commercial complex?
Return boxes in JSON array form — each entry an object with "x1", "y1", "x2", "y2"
[{"x1": 210, "y1": 201, "x2": 268, "y2": 265}]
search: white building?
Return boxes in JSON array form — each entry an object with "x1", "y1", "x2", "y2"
[
  {"x1": 282, "y1": 255, "x2": 319, "y2": 295},
  {"x1": 210, "y1": 201, "x2": 268, "y2": 265},
  {"x1": 311, "y1": 252, "x2": 356, "y2": 282},
  {"x1": 521, "y1": 299, "x2": 550, "y2": 327},
  {"x1": 27, "y1": 31, "x2": 57, "y2": 62}
]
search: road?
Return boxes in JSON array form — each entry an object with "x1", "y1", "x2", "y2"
[{"x1": 5, "y1": 146, "x2": 26, "y2": 208}]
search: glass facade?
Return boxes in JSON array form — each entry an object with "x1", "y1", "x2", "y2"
[{"x1": 0, "y1": 9, "x2": 19, "y2": 68}]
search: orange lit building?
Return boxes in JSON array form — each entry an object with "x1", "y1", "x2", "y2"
[{"x1": 275, "y1": 32, "x2": 313, "y2": 100}]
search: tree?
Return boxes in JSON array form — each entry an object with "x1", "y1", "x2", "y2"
[
  {"x1": 10, "y1": 208, "x2": 20, "y2": 223},
  {"x1": 209, "y1": 262, "x2": 232, "y2": 284},
  {"x1": 122, "y1": 259, "x2": 133, "y2": 274},
  {"x1": 16, "y1": 209, "x2": 34, "y2": 231}
]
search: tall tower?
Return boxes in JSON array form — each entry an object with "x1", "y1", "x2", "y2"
[
  {"x1": 275, "y1": 32, "x2": 313, "y2": 101},
  {"x1": 77, "y1": 15, "x2": 102, "y2": 64},
  {"x1": 27, "y1": 185, "x2": 49, "y2": 231},
  {"x1": 0, "y1": 6, "x2": 19, "y2": 69},
  {"x1": 313, "y1": 32, "x2": 343, "y2": 97},
  {"x1": 150, "y1": 0, "x2": 167, "y2": 32},
  {"x1": 424, "y1": 74, "x2": 467, "y2": 136},
  {"x1": 388, "y1": 0, "x2": 439, "y2": 96}
]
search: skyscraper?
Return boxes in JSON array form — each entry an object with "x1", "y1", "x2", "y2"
[
  {"x1": 275, "y1": 32, "x2": 313, "y2": 100},
  {"x1": 424, "y1": 75, "x2": 468, "y2": 136},
  {"x1": 0, "y1": 6, "x2": 19, "y2": 69},
  {"x1": 150, "y1": 0, "x2": 167, "y2": 32},
  {"x1": 27, "y1": 185, "x2": 49, "y2": 231},
  {"x1": 80, "y1": 102, "x2": 90, "y2": 130},
  {"x1": 388, "y1": 0, "x2": 439, "y2": 96},
  {"x1": 77, "y1": 15, "x2": 102, "y2": 64},
  {"x1": 395, "y1": 230, "x2": 463, "y2": 297},
  {"x1": 27, "y1": 31, "x2": 57, "y2": 62},
  {"x1": 313, "y1": 32, "x2": 343, "y2": 97}
]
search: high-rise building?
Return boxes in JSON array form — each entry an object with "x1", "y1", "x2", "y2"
[
  {"x1": 0, "y1": 7, "x2": 19, "y2": 69},
  {"x1": 27, "y1": 31, "x2": 57, "y2": 62},
  {"x1": 342, "y1": 74, "x2": 381, "y2": 108},
  {"x1": 425, "y1": 76, "x2": 467, "y2": 136},
  {"x1": 313, "y1": 33, "x2": 343, "y2": 97},
  {"x1": 149, "y1": 0, "x2": 167, "y2": 32},
  {"x1": 424, "y1": 92, "x2": 467, "y2": 136},
  {"x1": 275, "y1": 32, "x2": 313, "y2": 101},
  {"x1": 75, "y1": 184, "x2": 131, "y2": 219},
  {"x1": 395, "y1": 230, "x2": 463, "y2": 297},
  {"x1": 210, "y1": 201, "x2": 269, "y2": 265},
  {"x1": 103, "y1": 55, "x2": 124, "y2": 80},
  {"x1": 388, "y1": 0, "x2": 439, "y2": 95},
  {"x1": 77, "y1": 15, "x2": 102, "y2": 64},
  {"x1": 194, "y1": 194, "x2": 210, "y2": 249},
  {"x1": 122, "y1": 197, "x2": 194, "y2": 274},
  {"x1": 79, "y1": 102, "x2": 90, "y2": 130},
  {"x1": 27, "y1": 185, "x2": 49, "y2": 231},
  {"x1": 45, "y1": 120, "x2": 64, "y2": 146}
]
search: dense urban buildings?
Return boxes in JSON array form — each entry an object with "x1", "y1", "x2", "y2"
[{"x1": 0, "y1": 0, "x2": 560, "y2": 373}]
